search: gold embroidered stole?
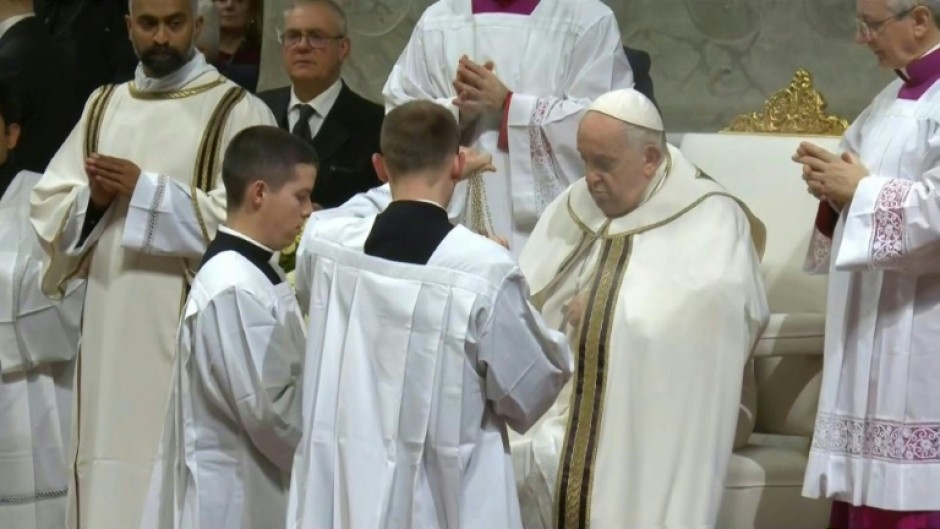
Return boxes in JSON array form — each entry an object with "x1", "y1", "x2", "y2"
[{"x1": 553, "y1": 235, "x2": 633, "y2": 529}]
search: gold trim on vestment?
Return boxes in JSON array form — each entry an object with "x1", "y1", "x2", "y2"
[
  {"x1": 127, "y1": 78, "x2": 227, "y2": 100},
  {"x1": 84, "y1": 84, "x2": 117, "y2": 158},
  {"x1": 724, "y1": 69, "x2": 848, "y2": 136},
  {"x1": 49, "y1": 84, "x2": 119, "y2": 297},
  {"x1": 190, "y1": 86, "x2": 246, "y2": 245},
  {"x1": 554, "y1": 236, "x2": 632, "y2": 529}
]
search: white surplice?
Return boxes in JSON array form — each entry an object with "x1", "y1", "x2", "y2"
[
  {"x1": 141, "y1": 245, "x2": 305, "y2": 529},
  {"x1": 802, "y1": 79, "x2": 940, "y2": 511},
  {"x1": 286, "y1": 218, "x2": 572, "y2": 529},
  {"x1": 381, "y1": 0, "x2": 633, "y2": 252},
  {"x1": 28, "y1": 66, "x2": 276, "y2": 529},
  {"x1": 0, "y1": 171, "x2": 84, "y2": 529},
  {"x1": 515, "y1": 146, "x2": 769, "y2": 529}
]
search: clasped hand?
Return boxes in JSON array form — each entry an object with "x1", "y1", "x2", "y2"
[
  {"x1": 452, "y1": 55, "x2": 509, "y2": 120},
  {"x1": 85, "y1": 153, "x2": 142, "y2": 209},
  {"x1": 792, "y1": 142, "x2": 868, "y2": 209}
]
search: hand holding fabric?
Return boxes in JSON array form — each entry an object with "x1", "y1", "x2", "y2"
[
  {"x1": 793, "y1": 142, "x2": 868, "y2": 208},
  {"x1": 85, "y1": 154, "x2": 142, "y2": 199},
  {"x1": 459, "y1": 146, "x2": 497, "y2": 180}
]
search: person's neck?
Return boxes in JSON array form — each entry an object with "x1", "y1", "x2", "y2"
[
  {"x1": 389, "y1": 177, "x2": 451, "y2": 210},
  {"x1": 0, "y1": 2, "x2": 32, "y2": 22},
  {"x1": 219, "y1": 28, "x2": 245, "y2": 54},
  {"x1": 226, "y1": 216, "x2": 277, "y2": 251},
  {"x1": 293, "y1": 75, "x2": 340, "y2": 102},
  {"x1": 914, "y1": 35, "x2": 940, "y2": 60}
]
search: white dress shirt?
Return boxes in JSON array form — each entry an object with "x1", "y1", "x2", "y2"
[
  {"x1": 288, "y1": 79, "x2": 343, "y2": 139},
  {"x1": 0, "y1": 13, "x2": 34, "y2": 42}
]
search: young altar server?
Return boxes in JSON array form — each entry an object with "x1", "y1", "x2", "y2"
[
  {"x1": 142, "y1": 125, "x2": 316, "y2": 529},
  {"x1": 287, "y1": 100, "x2": 572, "y2": 529}
]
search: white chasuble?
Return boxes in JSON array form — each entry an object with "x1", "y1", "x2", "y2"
[
  {"x1": 142, "y1": 250, "x2": 304, "y2": 529},
  {"x1": 802, "y1": 79, "x2": 940, "y2": 511},
  {"x1": 0, "y1": 171, "x2": 84, "y2": 529},
  {"x1": 515, "y1": 146, "x2": 769, "y2": 529},
  {"x1": 28, "y1": 72, "x2": 275, "y2": 529},
  {"x1": 382, "y1": 0, "x2": 633, "y2": 253},
  {"x1": 287, "y1": 220, "x2": 572, "y2": 529}
]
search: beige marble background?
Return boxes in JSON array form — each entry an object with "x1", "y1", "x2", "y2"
[{"x1": 259, "y1": 0, "x2": 894, "y2": 131}]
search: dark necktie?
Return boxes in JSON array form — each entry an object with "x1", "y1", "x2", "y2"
[{"x1": 292, "y1": 104, "x2": 316, "y2": 143}]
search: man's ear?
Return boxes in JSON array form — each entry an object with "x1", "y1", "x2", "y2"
[
  {"x1": 4, "y1": 123, "x2": 20, "y2": 151},
  {"x1": 643, "y1": 144, "x2": 663, "y2": 179},
  {"x1": 372, "y1": 153, "x2": 389, "y2": 183},
  {"x1": 451, "y1": 150, "x2": 466, "y2": 182},
  {"x1": 247, "y1": 179, "x2": 267, "y2": 208}
]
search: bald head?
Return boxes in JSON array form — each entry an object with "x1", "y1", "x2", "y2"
[{"x1": 129, "y1": 0, "x2": 197, "y2": 15}]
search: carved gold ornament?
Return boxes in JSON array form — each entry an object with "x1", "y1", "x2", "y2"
[{"x1": 724, "y1": 69, "x2": 848, "y2": 136}]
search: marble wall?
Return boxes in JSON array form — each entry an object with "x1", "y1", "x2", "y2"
[{"x1": 260, "y1": 0, "x2": 894, "y2": 131}]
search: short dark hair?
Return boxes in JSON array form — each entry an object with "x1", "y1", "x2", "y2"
[
  {"x1": 0, "y1": 82, "x2": 22, "y2": 128},
  {"x1": 380, "y1": 101, "x2": 459, "y2": 177},
  {"x1": 222, "y1": 125, "x2": 319, "y2": 212}
]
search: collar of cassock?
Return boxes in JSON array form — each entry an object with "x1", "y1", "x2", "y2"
[
  {"x1": 895, "y1": 42, "x2": 940, "y2": 100},
  {"x1": 202, "y1": 227, "x2": 283, "y2": 285}
]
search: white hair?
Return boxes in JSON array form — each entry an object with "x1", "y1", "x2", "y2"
[
  {"x1": 283, "y1": 0, "x2": 349, "y2": 36},
  {"x1": 623, "y1": 122, "x2": 667, "y2": 162},
  {"x1": 128, "y1": 0, "x2": 199, "y2": 15},
  {"x1": 195, "y1": 0, "x2": 219, "y2": 59},
  {"x1": 893, "y1": 0, "x2": 940, "y2": 25}
]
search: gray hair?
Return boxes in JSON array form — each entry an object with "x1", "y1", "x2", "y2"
[
  {"x1": 129, "y1": 0, "x2": 199, "y2": 16},
  {"x1": 283, "y1": 0, "x2": 348, "y2": 36},
  {"x1": 892, "y1": 0, "x2": 940, "y2": 25},
  {"x1": 623, "y1": 122, "x2": 667, "y2": 165},
  {"x1": 195, "y1": 0, "x2": 219, "y2": 60}
]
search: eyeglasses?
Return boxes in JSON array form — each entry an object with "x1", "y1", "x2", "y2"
[
  {"x1": 277, "y1": 30, "x2": 345, "y2": 49},
  {"x1": 856, "y1": 6, "x2": 918, "y2": 39}
]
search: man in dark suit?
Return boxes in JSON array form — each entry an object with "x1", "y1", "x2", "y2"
[
  {"x1": 258, "y1": 0, "x2": 383, "y2": 210},
  {"x1": 0, "y1": 0, "x2": 80, "y2": 175},
  {"x1": 623, "y1": 45, "x2": 657, "y2": 109},
  {"x1": 34, "y1": 0, "x2": 137, "y2": 103}
]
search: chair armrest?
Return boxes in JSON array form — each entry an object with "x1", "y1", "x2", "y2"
[{"x1": 752, "y1": 313, "x2": 824, "y2": 358}]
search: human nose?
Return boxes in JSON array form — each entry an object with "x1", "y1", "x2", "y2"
[{"x1": 154, "y1": 25, "x2": 170, "y2": 45}]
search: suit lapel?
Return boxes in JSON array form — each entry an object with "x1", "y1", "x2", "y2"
[
  {"x1": 312, "y1": 83, "x2": 352, "y2": 164},
  {"x1": 273, "y1": 87, "x2": 291, "y2": 130}
]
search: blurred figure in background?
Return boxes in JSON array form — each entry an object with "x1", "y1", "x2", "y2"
[{"x1": 212, "y1": 0, "x2": 262, "y2": 91}]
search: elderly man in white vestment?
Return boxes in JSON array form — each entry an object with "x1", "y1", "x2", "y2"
[
  {"x1": 796, "y1": 0, "x2": 940, "y2": 526},
  {"x1": 142, "y1": 126, "x2": 314, "y2": 529},
  {"x1": 313, "y1": 0, "x2": 633, "y2": 255},
  {"x1": 287, "y1": 100, "x2": 573, "y2": 529},
  {"x1": 515, "y1": 89, "x2": 769, "y2": 529},
  {"x1": 27, "y1": 0, "x2": 275, "y2": 527},
  {"x1": 0, "y1": 90, "x2": 84, "y2": 529}
]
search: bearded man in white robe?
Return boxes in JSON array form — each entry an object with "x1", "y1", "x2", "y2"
[
  {"x1": 796, "y1": 0, "x2": 940, "y2": 526},
  {"x1": 515, "y1": 89, "x2": 769, "y2": 529},
  {"x1": 27, "y1": 0, "x2": 275, "y2": 527}
]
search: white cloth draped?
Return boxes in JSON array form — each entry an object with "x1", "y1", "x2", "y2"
[
  {"x1": 287, "y1": 218, "x2": 572, "y2": 529},
  {"x1": 802, "y1": 79, "x2": 940, "y2": 511},
  {"x1": 142, "y1": 251, "x2": 305, "y2": 529},
  {"x1": 381, "y1": 0, "x2": 633, "y2": 253},
  {"x1": 0, "y1": 171, "x2": 84, "y2": 529},
  {"x1": 515, "y1": 147, "x2": 769, "y2": 529}
]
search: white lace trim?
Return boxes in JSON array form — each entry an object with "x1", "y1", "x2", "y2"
[
  {"x1": 528, "y1": 98, "x2": 563, "y2": 215},
  {"x1": 869, "y1": 179, "x2": 913, "y2": 263},
  {"x1": 812, "y1": 413, "x2": 940, "y2": 463},
  {"x1": 810, "y1": 227, "x2": 832, "y2": 270}
]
